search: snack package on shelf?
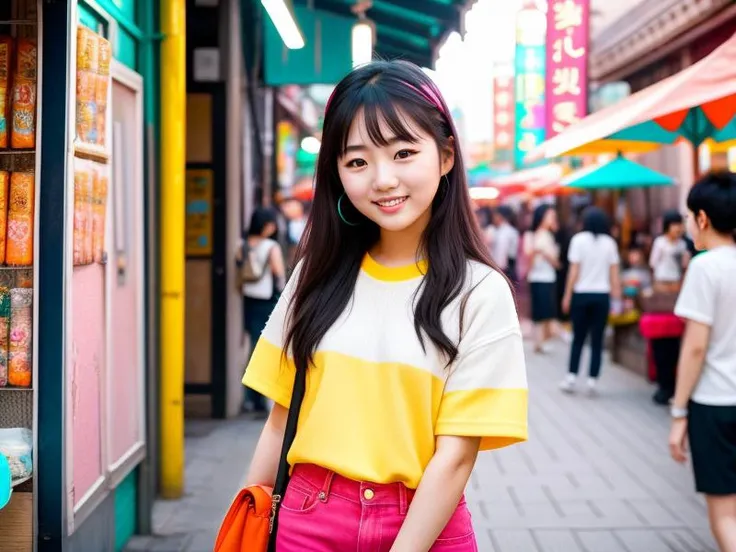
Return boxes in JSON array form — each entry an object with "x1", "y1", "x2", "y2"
[
  {"x1": 0, "y1": 37, "x2": 13, "y2": 149},
  {"x1": 75, "y1": 27, "x2": 107, "y2": 156},
  {"x1": 5, "y1": 172, "x2": 35, "y2": 267},
  {"x1": 0, "y1": 428, "x2": 32, "y2": 481},
  {"x1": 0, "y1": 171, "x2": 8, "y2": 264},
  {"x1": 96, "y1": 38, "x2": 111, "y2": 148},
  {"x1": 11, "y1": 39, "x2": 36, "y2": 150},
  {"x1": 8, "y1": 288, "x2": 32, "y2": 388},
  {"x1": 73, "y1": 161, "x2": 91, "y2": 266},
  {"x1": 92, "y1": 164, "x2": 108, "y2": 263},
  {"x1": 0, "y1": 287, "x2": 8, "y2": 387}
]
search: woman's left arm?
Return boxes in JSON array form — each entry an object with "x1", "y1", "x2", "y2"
[{"x1": 390, "y1": 435, "x2": 480, "y2": 552}]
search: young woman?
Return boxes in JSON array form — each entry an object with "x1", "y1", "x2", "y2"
[
  {"x1": 649, "y1": 210, "x2": 689, "y2": 293},
  {"x1": 524, "y1": 204, "x2": 560, "y2": 353},
  {"x1": 560, "y1": 207, "x2": 621, "y2": 395},
  {"x1": 237, "y1": 207, "x2": 285, "y2": 415},
  {"x1": 243, "y1": 61, "x2": 528, "y2": 551},
  {"x1": 669, "y1": 171, "x2": 736, "y2": 552}
]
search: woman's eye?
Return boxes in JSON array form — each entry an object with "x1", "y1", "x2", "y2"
[
  {"x1": 395, "y1": 149, "x2": 415, "y2": 160},
  {"x1": 346, "y1": 158, "x2": 367, "y2": 168}
]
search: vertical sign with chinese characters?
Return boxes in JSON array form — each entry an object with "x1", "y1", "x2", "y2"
[
  {"x1": 492, "y1": 64, "x2": 515, "y2": 172},
  {"x1": 545, "y1": 0, "x2": 589, "y2": 138},
  {"x1": 514, "y1": 2, "x2": 548, "y2": 169}
]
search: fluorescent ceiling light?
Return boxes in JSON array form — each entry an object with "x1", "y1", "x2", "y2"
[
  {"x1": 261, "y1": 0, "x2": 305, "y2": 49},
  {"x1": 469, "y1": 187, "x2": 500, "y2": 200},
  {"x1": 301, "y1": 136, "x2": 321, "y2": 154},
  {"x1": 352, "y1": 19, "x2": 375, "y2": 68}
]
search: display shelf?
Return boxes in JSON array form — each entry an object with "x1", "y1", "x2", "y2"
[
  {"x1": 0, "y1": 151, "x2": 35, "y2": 155},
  {"x1": 0, "y1": 389, "x2": 32, "y2": 429},
  {"x1": 11, "y1": 475, "x2": 31, "y2": 489},
  {"x1": 0, "y1": 388, "x2": 33, "y2": 391}
]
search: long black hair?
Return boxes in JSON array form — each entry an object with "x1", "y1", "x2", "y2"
[
  {"x1": 284, "y1": 60, "x2": 498, "y2": 373},
  {"x1": 531, "y1": 204, "x2": 554, "y2": 232}
]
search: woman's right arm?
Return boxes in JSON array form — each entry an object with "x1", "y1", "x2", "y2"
[
  {"x1": 649, "y1": 237, "x2": 662, "y2": 270},
  {"x1": 246, "y1": 403, "x2": 288, "y2": 487}
]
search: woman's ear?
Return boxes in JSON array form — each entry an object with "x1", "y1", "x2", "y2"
[
  {"x1": 440, "y1": 137, "x2": 455, "y2": 176},
  {"x1": 697, "y1": 209, "x2": 709, "y2": 231}
]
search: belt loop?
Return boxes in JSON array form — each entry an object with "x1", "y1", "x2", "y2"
[
  {"x1": 318, "y1": 469, "x2": 335, "y2": 503},
  {"x1": 399, "y1": 483, "x2": 408, "y2": 515}
]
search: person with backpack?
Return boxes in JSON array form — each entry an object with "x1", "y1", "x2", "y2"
[{"x1": 237, "y1": 207, "x2": 285, "y2": 416}]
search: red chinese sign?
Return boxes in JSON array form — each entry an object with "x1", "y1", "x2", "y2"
[
  {"x1": 545, "y1": 0, "x2": 589, "y2": 138},
  {"x1": 492, "y1": 65, "x2": 515, "y2": 169}
]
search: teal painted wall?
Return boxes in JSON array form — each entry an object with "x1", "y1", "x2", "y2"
[{"x1": 114, "y1": 469, "x2": 138, "y2": 551}]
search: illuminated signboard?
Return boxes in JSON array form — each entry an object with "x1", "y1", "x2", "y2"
[
  {"x1": 545, "y1": 0, "x2": 589, "y2": 138},
  {"x1": 492, "y1": 64, "x2": 515, "y2": 171},
  {"x1": 514, "y1": 2, "x2": 547, "y2": 169}
]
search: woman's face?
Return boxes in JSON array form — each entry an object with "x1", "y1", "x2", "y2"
[
  {"x1": 337, "y1": 109, "x2": 454, "y2": 234},
  {"x1": 667, "y1": 221, "x2": 684, "y2": 238},
  {"x1": 542, "y1": 208, "x2": 558, "y2": 232}
]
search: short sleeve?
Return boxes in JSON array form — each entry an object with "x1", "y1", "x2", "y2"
[
  {"x1": 241, "y1": 263, "x2": 301, "y2": 407},
  {"x1": 608, "y1": 237, "x2": 620, "y2": 265},
  {"x1": 568, "y1": 234, "x2": 582, "y2": 263},
  {"x1": 435, "y1": 270, "x2": 528, "y2": 451},
  {"x1": 675, "y1": 257, "x2": 715, "y2": 326}
]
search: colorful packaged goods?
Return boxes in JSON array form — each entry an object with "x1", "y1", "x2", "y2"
[
  {"x1": 76, "y1": 27, "x2": 101, "y2": 149},
  {"x1": 0, "y1": 287, "x2": 8, "y2": 387},
  {"x1": 96, "y1": 38, "x2": 111, "y2": 147},
  {"x1": 8, "y1": 288, "x2": 31, "y2": 387},
  {"x1": 5, "y1": 172, "x2": 34, "y2": 266},
  {"x1": 0, "y1": 172, "x2": 8, "y2": 264},
  {"x1": 0, "y1": 37, "x2": 12, "y2": 148},
  {"x1": 15, "y1": 39, "x2": 36, "y2": 81},
  {"x1": 92, "y1": 165, "x2": 108, "y2": 263},
  {"x1": 11, "y1": 39, "x2": 37, "y2": 150}
]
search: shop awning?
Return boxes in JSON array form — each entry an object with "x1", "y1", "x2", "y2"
[
  {"x1": 293, "y1": 0, "x2": 469, "y2": 68},
  {"x1": 527, "y1": 30, "x2": 736, "y2": 162}
]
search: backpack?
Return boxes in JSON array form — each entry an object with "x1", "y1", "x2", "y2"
[{"x1": 238, "y1": 241, "x2": 272, "y2": 286}]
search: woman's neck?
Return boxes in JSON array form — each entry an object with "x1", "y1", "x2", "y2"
[
  {"x1": 703, "y1": 232, "x2": 736, "y2": 250},
  {"x1": 371, "y1": 216, "x2": 428, "y2": 267}
]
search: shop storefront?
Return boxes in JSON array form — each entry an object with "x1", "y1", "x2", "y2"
[{"x1": 0, "y1": 1, "x2": 157, "y2": 550}]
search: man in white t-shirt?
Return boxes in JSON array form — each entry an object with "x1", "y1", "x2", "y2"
[
  {"x1": 668, "y1": 171, "x2": 736, "y2": 551},
  {"x1": 492, "y1": 207, "x2": 520, "y2": 281}
]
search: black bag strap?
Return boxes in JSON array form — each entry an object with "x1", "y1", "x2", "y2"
[{"x1": 267, "y1": 364, "x2": 307, "y2": 550}]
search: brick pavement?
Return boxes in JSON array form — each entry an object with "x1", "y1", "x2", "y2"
[{"x1": 127, "y1": 339, "x2": 718, "y2": 552}]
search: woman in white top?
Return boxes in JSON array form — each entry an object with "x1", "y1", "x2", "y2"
[
  {"x1": 669, "y1": 172, "x2": 736, "y2": 551},
  {"x1": 237, "y1": 207, "x2": 286, "y2": 414},
  {"x1": 524, "y1": 204, "x2": 560, "y2": 353},
  {"x1": 560, "y1": 207, "x2": 621, "y2": 395},
  {"x1": 649, "y1": 211, "x2": 689, "y2": 293}
]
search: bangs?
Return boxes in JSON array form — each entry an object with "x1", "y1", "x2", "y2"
[{"x1": 337, "y1": 85, "x2": 432, "y2": 155}]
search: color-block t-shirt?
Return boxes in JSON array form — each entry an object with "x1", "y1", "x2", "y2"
[{"x1": 242, "y1": 254, "x2": 528, "y2": 489}]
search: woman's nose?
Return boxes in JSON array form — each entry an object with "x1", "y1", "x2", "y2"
[{"x1": 374, "y1": 164, "x2": 399, "y2": 191}]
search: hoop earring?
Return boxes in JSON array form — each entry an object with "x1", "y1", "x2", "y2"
[{"x1": 337, "y1": 193, "x2": 360, "y2": 226}]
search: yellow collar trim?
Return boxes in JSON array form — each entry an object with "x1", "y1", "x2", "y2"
[{"x1": 361, "y1": 253, "x2": 428, "y2": 282}]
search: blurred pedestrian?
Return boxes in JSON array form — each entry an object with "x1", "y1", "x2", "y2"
[
  {"x1": 649, "y1": 210, "x2": 690, "y2": 293},
  {"x1": 236, "y1": 206, "x2": 285, "y2": 416},
  {"x1": 668, "y1": 171, "x2": 736, "y2": 552},
  {"x1": 524, "y1": 204, "x2": 560, "y2": 353},
  {"x1": 241, "y1": 60, "x2": 527, "y2": 550},
  {"x1": 492, "y1": 205, "x2": 520, "y2": 287},
  {"x1": 560, "y1": 206, "x2": 621, "y2": 395}
]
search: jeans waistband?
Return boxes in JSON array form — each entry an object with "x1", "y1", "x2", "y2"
[{"x1": 289, "y1": 464, "x2": 415, "y2": 513}]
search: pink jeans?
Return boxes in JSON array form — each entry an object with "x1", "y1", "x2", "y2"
[{"x1": 275, "y1": 464, "x2": 478, "y2": 551}]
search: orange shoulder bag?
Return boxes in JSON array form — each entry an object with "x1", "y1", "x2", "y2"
[{"x1": 214, "y1": 366, "x2": 306, "y2": 552}]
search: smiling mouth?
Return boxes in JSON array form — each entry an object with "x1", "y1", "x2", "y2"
[{"x1": 374, "y1": 196, "x2": 408, "y2": 207}]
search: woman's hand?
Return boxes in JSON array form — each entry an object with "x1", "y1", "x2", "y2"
[
  {"x1": 562, "y1": 294, "x2": 572, "y2": 315},
  {"x1": 669, "y1": 418, "x2": 689, "y2": 463}
]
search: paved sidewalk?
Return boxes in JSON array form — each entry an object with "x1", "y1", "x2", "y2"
[{"x1": 127, "y1": 339, "x2": 718, "y2": 551}]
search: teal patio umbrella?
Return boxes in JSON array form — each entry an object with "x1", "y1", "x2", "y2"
[{"x1": 561, "y1": 155, "x2": 674, "y2": 190}]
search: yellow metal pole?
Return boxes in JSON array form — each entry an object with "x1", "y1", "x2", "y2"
[{"x1": 160, "y1": 0, "x2": 186, "y2": 498}]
